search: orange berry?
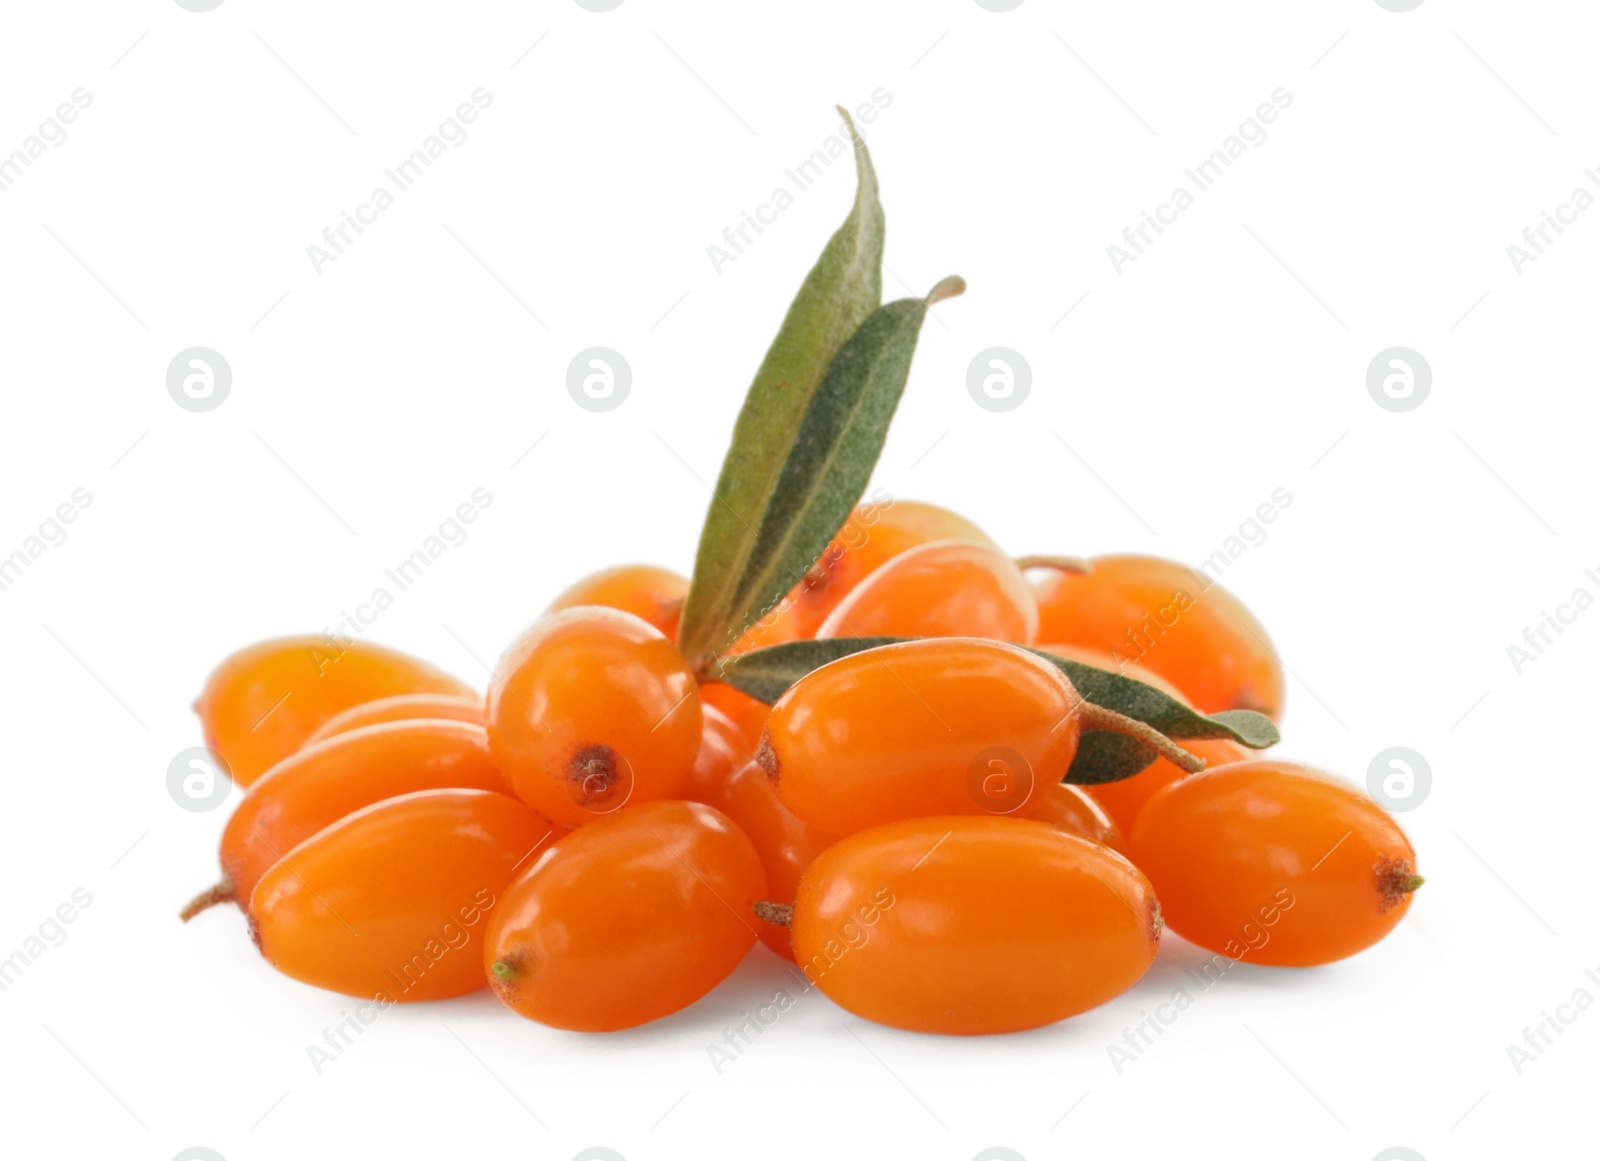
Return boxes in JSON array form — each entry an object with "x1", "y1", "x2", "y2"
[
  {"x1": 487, "y1": 608, "x2": 701, "y2": 827},
  {"x1": 1031, "y1": 555, "x2": 1283, "y2": 718},
  {"x1": 817, "y1": 540, "x2": 1037, "y2": 643},
  {"x1": 698, "y1": 681, "x2": 771, "y2": 753},
  {"x1": 714, "y1": 759, "x2": 837, "y2": 961},
  {"x1": 1036, "y1": 644, "x2": 1250, "y2": 833},
  {"x1": 681, "y1": 704, "x2": 745, "y2": 805},
  {"x1": 187, "y1": 720, "x2": 512, "y2": 917},
  {"x1": 302, "y1": 692, "x2": 484, "y2": 746},
  {"x1": 788, "y1": 817, "x2": 1159, "y2": 1033},
  {"x1": 758, "y1": 638, "x2": 1081, "y2": 834},
  {"x1": 195, "y1": 637, "x2": 474, "y2": 787},
  {"x1": 485, "y1": 801, "x2": 766, "y2": 1030},
  {"x1": 784, "y1": 499, "x2": 995, "y2": 636},
  {"x1": 546, "y1": 564, "x2": 689, "y2": 641},
  {"x1": 250, "y1": 789, "x2": 554, "y2": 1001},
  {"x1": 1128, "y1": 761, "x2": 1421, "y2": 966},
  {"x1": 1022, "y1": 781, "x2": 1122, "y2": 850}
]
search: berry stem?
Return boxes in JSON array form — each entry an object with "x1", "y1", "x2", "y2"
[
  {"x1": 1015, "y1": 554, "x2": 1092, "y2": 575},
  {"x1": 1072, "y1": 703, "x2": 1206, "y2": 774},
  {"x1": 490, "y1": 961, "x2": 517, "y2": 981},
  {"x1": 179, "y1": 878, "x2": 235, "y2": 922},
  {"x1": 753, "y1": 901, "x2": 793, "y2": 926}
]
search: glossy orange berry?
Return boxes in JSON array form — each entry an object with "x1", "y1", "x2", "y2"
[
  {"x1": 485, "y1": 800, "x2": 766, "y2": 1030},
  {"x1": 546, "y1": 564, "x2": 689, "y2": 641},
  {"x1": 182, "y1": 720, "x2": 514, "y2": 919},
  {"x1": 817, "y1": 540, "x2": 1037, "y2": 644},
  {"x1": 487, "y1": 607, "x2": 702, "y2": 827},
  {"x1": 759, "y1": 638, "x2": 1082, "y2": 834},
  {"x1": 698, "y1": 681, "x2": 771, "y2": 753},
  {"x1": 784, "y1": 499, "x2": 995, "y2": 637},
  {"x1": 301, "y1": 692, "x2": 483, "y2": 746},
  {"x1": 251, "y1": 789, "x2": 554, "y2": 1002},
  {"x1": 786, "y1": 817, "x2": 1159, "y2": 1034},
  {"x1": 715, "y1": 759, "x2": 837, "y2": 961},
  {"x1": 195, "y1": 637, "x2": 475, "y2": 787},
  {"x1": 1036, "y1": 644, "x2": 1250, "y2": 834},
  {"x1": 1022, "y1": 781, "x2": 1123, "y2": 851},
  {"x1": 1128, "y1": 761, "x2": 1422, "y2": 966},
  {"x1": 1031, "y1": 555, "x2": 1284, "y2": 718},
  {"x1": 681, "y1": 704, "x2": 747, "y2": 805}
]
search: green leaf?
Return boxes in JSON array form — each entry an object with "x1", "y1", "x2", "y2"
[
  {"x1": 676, "y1": 108, "x2": 886, "y2": 669},
  {"x1": 714, "y1": 638, "x2": 1279, "y2": 784},
  {"x1": 1029, "y1": 649, "x2": 1279, "y2": 784},
  {"x1": 710, "y1": 285, "x2": 961, "y2": 672},
  {"x1": 713, "y1": 636, "x2": 905, "y2": 703}
]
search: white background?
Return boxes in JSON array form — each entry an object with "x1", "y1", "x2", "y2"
[{"x1": 0, "y1": 2, "x2": 1593, "y2": 1159}]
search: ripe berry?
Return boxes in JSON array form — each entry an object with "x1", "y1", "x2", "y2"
[
  {"x1": 714, "y1": 759, "x2": 837, "y2": 961},
  {"x1": 1022, "y1": 781, "x2": 1122, "y2": 850},
  {"x1": 485, "y1": 801, "x2": 766, "y2": 1030},
  {"x1": 195, "y1": 637, "x2": 474, "y2": 787},
  {"x1": 784, "y1": 499, "x2": 995, "y2": 636},
  {"x1": 1128, "y1": 760, "x2": 1422, "y2": 966},
  {"x1": 817, "y1": 540, "x2": 1038, "y2": 643},
  {"x1": 758, "y1": 638, "x2": 1193, "y2": 836},
  {"x1": 1031, "y1": 555, "x2": 1284, "y2": 718},
  {"x1": 487, "y1": 607, "x2": 702, "y2": 827},
  {"x1": 250, "y1": 789, "x2": 554, "y2": 1002},
  {"x1": 681, "y1": 704, "x2": 747, "y2": 804},
  {"x1": 302, "y1": 692, "x2": 483, "y2": 746},
  {"x1": 546, "y1": 564, "x2": 689, "y2": 641},
  {"x1": 784, "y1": 817, "x2": 1159, "y2": 1034},
  {"x1": 181, "y1": 720, "x2": 516, "y2": 920},
  {"x1": 698, "y1": 681, "x2": 771, "y2": 752}
]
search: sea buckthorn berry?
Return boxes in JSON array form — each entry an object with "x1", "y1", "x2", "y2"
[
  {"x1": 759, "y1": 639, "x2": 1092, "y2": 835},
  {"x1": 485, "y1": 801, "x2": 766, "y2": 1030},
  {"x1": 1031, "y1": 555, "x2": 1284, "y2": 718},
  {"x1": 487, "y1": 607, "x2": 702, "y2": 828},
  {"x1": 784, "y1": 817, "x2": 1159, "y2": 1034},
  {"x1": 681, "y1": 705, "x2": 746, "y2": 805},
  {"x1": 698, "y1": 681, "x2": 771, "y2": 753},
  {"x1": 181, "y1": 720, "x2": 516, "y2": 920},
  {"x1": 1022, "y1": 781, "x2": 1123, "y2": 851},
  {"x1": 195, "y1": 637, "x2": 475, "y2": 787},
  {"x1": 715, "y1": 759, "x2": 837, "y2": 961},
  {"x1": 1128, "y1": 761, "x2": 1422, "y2": 966},
  {"x1": 546, "y1": 564, "x2": 689, "y2": 641},
  {"x1": 816, "y1": 540, "x2": 1038, "y2": 644},
  {"x1": 783, "y1": 499, "x2": 996, "y2": 637},
  {"x1": 301, "y1": 692, "x2": 484, "y2": 746},
  {"x1": 1035, "y1": 644, "x2": 1250, "y2": 833},
  {"x1": 250, "y1": 789, "x2": 553, "y2": 1002}
]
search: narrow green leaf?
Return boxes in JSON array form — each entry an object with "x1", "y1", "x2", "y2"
[
  {"x1": 715, "y1": 638, "x2": 1279, "y2": 785},
  {"x1": 1030, "y1": 649, "x2": 1279, "y2": 784},
  {"x1": 677, "y1": 109, "x2": 885, "y2": 669},
  {"x1": 713, "y1": 636, "x2": 905, "y2": 703},
  {"x1": 713, "y1": 287, "x2": 959, "y2": 666}
]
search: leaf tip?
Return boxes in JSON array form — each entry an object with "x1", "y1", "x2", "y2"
[{"x1": 927, "y1": 275, "x2": 966, "y2": 305}]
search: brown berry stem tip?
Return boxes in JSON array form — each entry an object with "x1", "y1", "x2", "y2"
[
  {"x1": 753, "y1": 901, "x2": 793, "y2": 927},
  {"x1": 179, "y1": 878, "x2": 235, "y2": 923},
  {"x1": 1073, "y1": 703, "x2": 1207, "y2": 774}
]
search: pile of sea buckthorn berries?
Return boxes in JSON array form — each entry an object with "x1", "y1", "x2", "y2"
[{"x1": 184, "y1": 499, "x2": 1421, "y2": 1035}]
